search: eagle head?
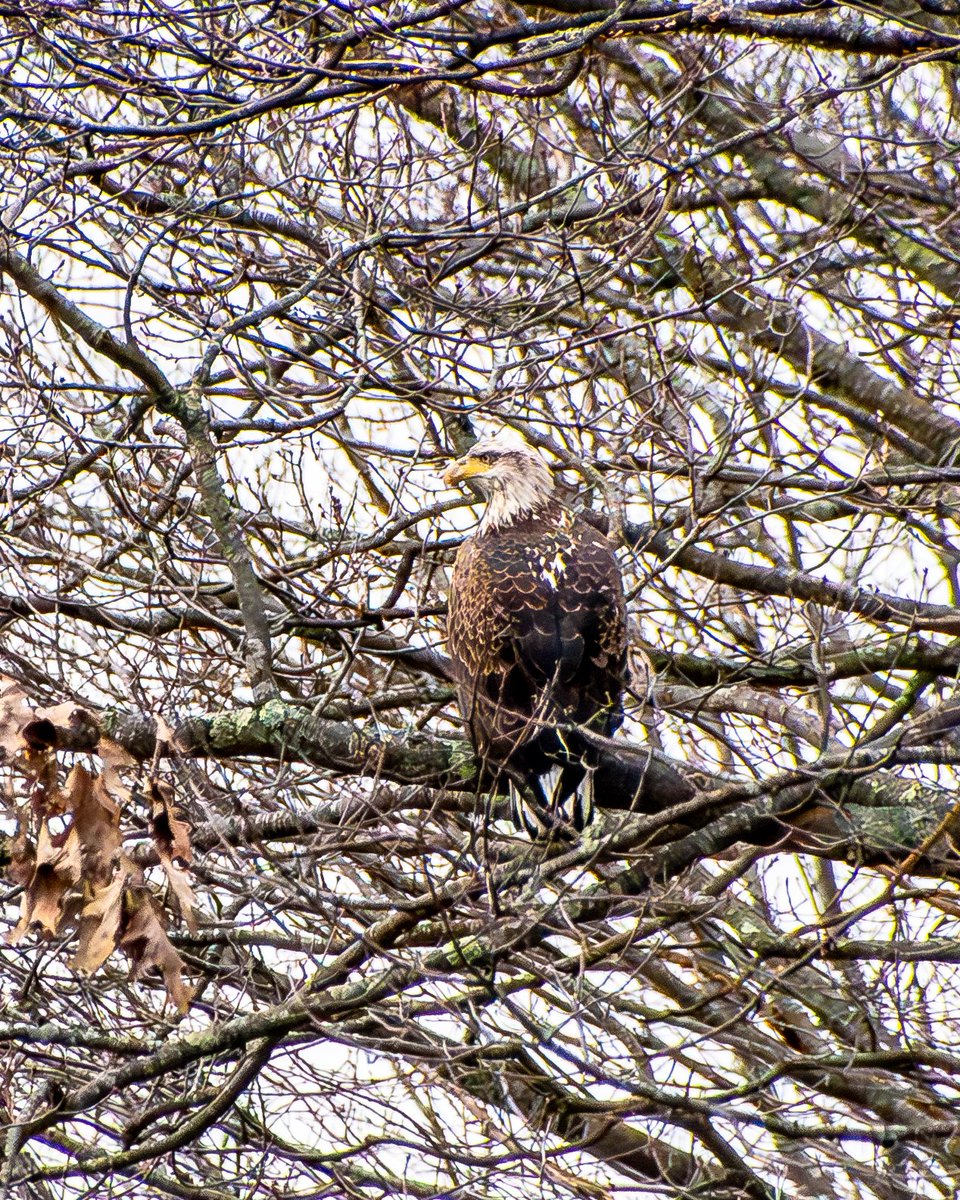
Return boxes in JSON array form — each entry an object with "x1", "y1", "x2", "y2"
[{"x1": 443, "y1": 438, "x2": 555, "y2": 531}]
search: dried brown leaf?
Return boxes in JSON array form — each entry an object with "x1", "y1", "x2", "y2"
[
  {"x1": 6, "y1": 811, "x2": 35, "y2": 888},
  {"x1": 159, "y1": 855, "x2": 198, "y2": 934},
  {"x1": 70, "y1": 866, "x2": 130, "y2": 974},
  {"x1": 153, "y1": 715, "x2": 176, "y2": 746},
  {"x1": 7, "y1": 819, "x2": 82, "y2": 942},
  {"x1": 120, "y1": 892, "x2": 194, "y2": 1012},
  {"x1": 148, "y1": 780, "x2": 192, "y2": 865},
  {"x1": 67, "y1": 766, "x2": 123, "y2": 884},
  {"x1": 22, "y1": 703, "x2": 99, "y2": 752},
  {"x1": 99, "y1": 737, "x2": 138, "y2": 770},
  {"x1": 147, "y1": 780, "x2": 197, "y2": 932},
  {"x1": 99, "y1": 764, "x2": 131, "y2": 809},
  {"x1": 0, "y1": 679, "x2": 30, "y2": 761},
  {"x1": 96, "y1": 743, "x2": 134, "y2": 821},
  {"x1": 23, "y1": 744, "x2": 63, "y2": 818}
]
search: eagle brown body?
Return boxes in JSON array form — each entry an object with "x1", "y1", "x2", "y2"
[{"x1": 444, "y1": 440, "x2": 626, "y2": 835}]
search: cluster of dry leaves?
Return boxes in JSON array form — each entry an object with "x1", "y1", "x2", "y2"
[{"x1": 1, "y1": 681, "x2": 196, "y2": 1011}]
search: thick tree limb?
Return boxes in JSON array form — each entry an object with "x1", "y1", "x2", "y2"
[
  {"x1": 642, "y1": 635, "x2": 960, "y2": 687},
  {"x1": 4, "y1": 700, "x2": 954, "y2": 881}
]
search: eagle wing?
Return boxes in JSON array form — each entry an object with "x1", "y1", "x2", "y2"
[{"x1": 448, "y1": 508, "x2": 625, "y2": 783}]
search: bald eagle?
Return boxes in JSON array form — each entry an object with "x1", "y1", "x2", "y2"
[{"x1": 443, "y1": 439, "x2": 626, "y2": 836}]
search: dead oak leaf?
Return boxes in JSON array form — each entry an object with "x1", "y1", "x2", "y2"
[
  {"x1": 22, "y1": 703, "x2": 100, "y2": 754},
  {"x1": 159, "y1": 855, "x2": 198, "y2": 934},
  {"x1": 7, "y1": 818, "x2": 82, "y2": 942},
  {"x1": 97, "y1": 739, "x2": 135, "y2": 813},
  {"x1": 147, "y1": 780, "x2": 197, "y2": 932},
  {"x1": 148, "y1": 780, "x2": 192, "y2": 864},
  {"x1": 99, "y1": 737, "x2": 138, "y2": 770},
  {"x1": 67, "y1": 765, "x2": 122, "y2": 883},
  {"x1": 120, "y1": 892, "x2": 194, "y2": 1013},
  {"x1": 0, "y1": 679, "x2": 30, "y2": 761},
  {"x1": 70, "y1": 866, "x2": 130, "y2": 974},
  {"x1": 6, "y1": 811, "x2": 35, "y2": 888}
]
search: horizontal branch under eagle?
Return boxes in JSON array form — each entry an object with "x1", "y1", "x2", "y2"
[{"x1": 3, "y1": 697, "x2": 959, "y2": 882}]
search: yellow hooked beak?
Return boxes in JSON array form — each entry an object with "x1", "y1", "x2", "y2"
[{"x1": 442, "y1": 457, "x2": 491, "y2": 487}]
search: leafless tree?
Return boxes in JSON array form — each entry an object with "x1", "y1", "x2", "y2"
[{"x1": 2, "y1": 3, "x2": 960, "y2": 1197}]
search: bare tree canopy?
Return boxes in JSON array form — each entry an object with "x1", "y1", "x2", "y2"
[{"x1": 3, "y1": 3, "x2": 960, "y2": 1197}]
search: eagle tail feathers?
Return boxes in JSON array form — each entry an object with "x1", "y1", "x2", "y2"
[
  {"x1": 509, "y1": 781, "x2": 552, "y2": 839},
  {"x1": 569, "y1": 767, "x2": 595, "y2": 830},
  {"x1": 508, "y1": 762, "x2": 596, "y2": 838}
]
